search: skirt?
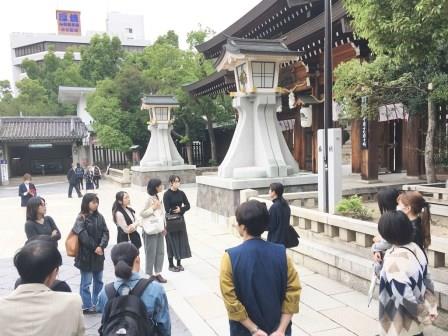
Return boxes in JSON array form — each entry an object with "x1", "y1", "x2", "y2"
[{"x1": 165, "y1": 229, "x2": 192, "y2": 260}]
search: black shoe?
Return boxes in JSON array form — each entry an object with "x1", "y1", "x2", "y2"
[
  {"x1": 168, "y1": 266, "x2": 180, "y2": 272},
  {"x1": 83, "y1": 308, "x2": 96, "y2": 315},
  {"x1": 155, "y1": 274, "x2": 168, "y2": 283},
  {"x1": 177, "y1": 265, "x2": 184, "y2": 271}
]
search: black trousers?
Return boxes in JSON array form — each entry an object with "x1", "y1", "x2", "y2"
[
  {"x1": 93, "y1": 176, "x2": 100, "y2": 189},
  {"x1": 77, "y1": 177, "x2": 84, "y2": 190},
  {"x1": 68, "y1": 183, "x2": 82, "y2": 197}
]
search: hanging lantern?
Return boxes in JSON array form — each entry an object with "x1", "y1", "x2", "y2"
[
  {"x1": 300, "y1": 105, "x2": 312, "y2": 127},
  {"x1": 288, "y1": 91, "x2": 296, "y2": 109}
]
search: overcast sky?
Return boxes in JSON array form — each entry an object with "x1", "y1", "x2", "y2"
[{"x1": 0, "y1": 0, "x2": 261, "y2": 83}]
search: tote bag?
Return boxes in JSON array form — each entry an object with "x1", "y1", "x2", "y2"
[{"x1": 65, "y1": 230, "x2": 79, "y2": 257}]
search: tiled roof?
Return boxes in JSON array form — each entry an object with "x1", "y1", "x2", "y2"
[
  {"x1": 141, "y1": 96, "x2": 179, "y2": 106},
  {"x1": 0, "y1": 117, "x2": 88, "y2": 142}
]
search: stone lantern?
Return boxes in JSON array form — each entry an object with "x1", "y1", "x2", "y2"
[
  {"x1": 215, "y1": 37, "x2": 301, "y2": 178},
  {"x1": 131, "y1": 95, "x2": 196, "y2": 186}
]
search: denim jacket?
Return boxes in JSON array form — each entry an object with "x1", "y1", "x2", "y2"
[{"x1": 96, "y1": 272, "x2": 171, "y2": 335}]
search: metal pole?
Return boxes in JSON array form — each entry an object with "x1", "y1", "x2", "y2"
[{"x1": 323, "y1": 0, "x2": 333, "y2": 213}]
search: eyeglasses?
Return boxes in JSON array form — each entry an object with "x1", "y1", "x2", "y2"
[{"x1": 40, "y1": 203, "x2": 46, "y2": 207}]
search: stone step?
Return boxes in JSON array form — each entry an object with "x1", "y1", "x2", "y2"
[{"x1": 289, "y1": 236, "x2": 448, "y2": 330}]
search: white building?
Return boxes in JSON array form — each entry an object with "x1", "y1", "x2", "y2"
[{"x1": 10, "y1": 12, "x2": 150, "y2": 93}]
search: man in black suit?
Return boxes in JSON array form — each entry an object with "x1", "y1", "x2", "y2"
[
  {"x1": 67, "y1": 164, "x2": 82, "y2": 198},
  {"x1": 18, "y1": 173, "x2": 36, "y2": 207}
]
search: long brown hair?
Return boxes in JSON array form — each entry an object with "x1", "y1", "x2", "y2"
[{"x1": 398, "y1": 191, "x2": 431, "y2": 248}]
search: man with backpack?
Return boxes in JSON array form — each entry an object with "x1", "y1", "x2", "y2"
[
  {"x1": 93, "y1": 164, "x2": 101, "y2": 189},
  {"x1": 96, "y1": 242, "x2": 170, "y2": 336}
]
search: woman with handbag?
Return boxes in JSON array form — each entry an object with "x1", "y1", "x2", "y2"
[
  {"x1": 163, "y1": 175, "x2": 192, "y2": 272},
  {"x1": 112, "y1": 191, "x2": 142, "y2": 250},
  {"x1": 138, "y1": 179, "x2": 167, "y2": 283},
  {"x1": 72, "y1": 193, "x2": 109, "y2": 314}
]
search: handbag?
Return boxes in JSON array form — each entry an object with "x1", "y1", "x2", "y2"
[
  {"x1": 285, "y1": 225, "x2": 300, "y2": 248},
  {"x1": 65, "y1": 230, "x2": 79, "y2": 257},
  {"x1": 141, "y1": 215, "x2": 165, "y2": 235},
  {"x1": 165, "y1": 213, "x2": 186, "y2": 233}
]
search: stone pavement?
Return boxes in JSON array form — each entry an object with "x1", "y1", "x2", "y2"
[{"x1": 0, "y1": 180, "x2": 445, "y2": 335}]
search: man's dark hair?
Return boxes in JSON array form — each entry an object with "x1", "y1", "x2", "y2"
[
  {"x1": 378, "y1": 210, "x2": 413, "y2": 246},
  {"x1": 377, "y1": 188, "x2": 401, "y2": 214},
  {"x1": 13, "y1": 240, "x2": 62, "y2": 284},
  {"x1": 235, "y1": 200, "x2": 269, "y2": 236},
  {"x1": 26, "y1": 196, "x2": 46, "y2": 221},
  {"x1": 147, "y1": 178, "x2": 162, "y2": 196},
  {"x1": 269, "y1": 183, "x2": 284, "y2": 199}
]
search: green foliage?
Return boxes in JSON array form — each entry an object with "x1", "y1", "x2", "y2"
[
  {"x1": 154, "y1": 30, "x2": 179, "y2": 48},
  {"x1": 94, "y1": 124, "x2": 132, "y2": 152},
  {"x1": 80, "y1": 34, "x2": 124, "y2": 83},
  {"x1": 336, "y1": 195, "x2": 373, "y2": 221}
]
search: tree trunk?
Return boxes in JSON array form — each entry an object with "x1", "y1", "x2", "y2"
[
  {"x1": 425, "y1": 98, "x2": 437, "y2": 183},
  {"x1": 184, "y1": 122, "x2": 193, "y2": 165},
  {"x1": 206, "y1": 117, "x2": 217, "y2": 164}
]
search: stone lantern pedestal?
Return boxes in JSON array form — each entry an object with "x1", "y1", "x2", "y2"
[{"x1": 131, "y1": 96, "x2": 196, "y2": 188}]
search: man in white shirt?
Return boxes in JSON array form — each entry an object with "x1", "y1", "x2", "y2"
[{"x1": 0, "y1": 240, "x2": 85, "y2": 335}]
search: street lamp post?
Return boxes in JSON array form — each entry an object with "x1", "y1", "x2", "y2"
[{"x1": 288, "y1": 0, "x2": 333, "y2": 212}]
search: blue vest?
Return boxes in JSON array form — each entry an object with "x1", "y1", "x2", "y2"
[{"x1": 227, "y1": 238, "x2": 290, "y2": 336}]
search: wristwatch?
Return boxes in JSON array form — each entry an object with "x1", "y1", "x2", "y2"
[{"x1": 250, "y1": 326, "x2": 259, "y2": 335}]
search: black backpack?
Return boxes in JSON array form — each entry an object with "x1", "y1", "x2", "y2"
[{"x1": 99, "y1": 278, "x2": 157, "y2": 336}]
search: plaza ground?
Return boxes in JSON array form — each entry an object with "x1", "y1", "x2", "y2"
[{"x1": 0, "y1": 178, "x2": 445, "y2": 335}]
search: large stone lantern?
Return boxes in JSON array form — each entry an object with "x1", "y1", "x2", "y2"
[
  {"x1": 196, "y1": 38, "x2": 317, "y2": 217},
  {"x1": 215, "y1": 37, "x2": 301, "y2": 178},
  {"x1": 131, "y1": 95, "x2": 196, "y2": 187}
]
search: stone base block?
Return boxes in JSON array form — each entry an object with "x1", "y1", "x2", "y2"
[
  {"x1": 196, "y1": 173, "x2": 318, "y2": 217},
  {"x1": 131, "y1": 165, "x2": 196, "y2": 188}
]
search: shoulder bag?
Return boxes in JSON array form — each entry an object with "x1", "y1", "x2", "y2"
[
  {"x1": 65, "y1": 230, "x2": 79, "y2": 257},
  {"x1": 165, "y1": 213, "x2": 186, "y2": 233},
  {"x1": 285, "y1": 225, "x2": 300, "y2": 248}
]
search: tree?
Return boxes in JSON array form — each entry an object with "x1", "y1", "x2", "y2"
[
  {"x1": 80, "y1": 34, "x2": 124, "y2": 83},
  {"x1": 14, "y1": 79, "x2": 57, "y2": 116},
  {"x1": 155, "y1": 30, "x2": 179, "y2": 48},
  {"x1": 336, "y1": 0, "x2": 448, "y2": 182}
]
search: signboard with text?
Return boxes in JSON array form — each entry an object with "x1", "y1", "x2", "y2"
[
  {"x1": 361, "y1": 117, "x2": 368, "y2": 149},
  {"x1": 56, "y1": 10, "x2": 81, "y2": 35}
]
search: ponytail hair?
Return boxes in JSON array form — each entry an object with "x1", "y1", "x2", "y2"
[
  {"x1": 112, "y1": 191, "x2": 126, "y2": 224},
  {"x1": 111, "y1": 242, "x2": 139, "y2": 280},
  {"x1": 398, "y1": 191, "x2": 431, "y2": 248},
  {"x1": 420, "y1": 201, "x2": 432, "y2": 248}
]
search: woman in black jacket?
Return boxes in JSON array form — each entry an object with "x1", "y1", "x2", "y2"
[
  {"x1": 267, "y1": 183, "x2": 291, "y2": 246},
  {"x1": 72, "y1": 193, "x2": 109, "y2": 314},
  {"x1": 24, "y1": 196, "x2": 61, "y2": 243}
]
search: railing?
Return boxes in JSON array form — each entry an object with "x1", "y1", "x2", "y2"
[
  {"x1": 241, "y1": 189, "x2": 448, "y2": 268},
  {"x1": 104, "y1": 168, "x2": 131, "y2": 187}
]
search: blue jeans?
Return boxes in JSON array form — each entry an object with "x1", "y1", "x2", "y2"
[{"x1": 80, "y1": 271, "x2": 103, "y2": 310}]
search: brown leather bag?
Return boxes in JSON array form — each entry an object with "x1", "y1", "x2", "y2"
[{"x1": 65, "y1": 230, "x2": 79, "y2": 257}]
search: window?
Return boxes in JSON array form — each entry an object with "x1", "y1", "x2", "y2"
[
  {"x1": 126, "y1": 28, "x2": 133, "y2": 34},
  {"x1": 236, "y1": 63, "x2": 247, "y2": 91},
  {"x1": 251, "y1": 61, "x2": 275, "y2": 88},
  {"x1": 154, "y1": 107, "x2": 169, "y2": 121}
]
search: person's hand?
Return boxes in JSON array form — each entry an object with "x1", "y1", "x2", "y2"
[
  {"x1": 173, "y1": 206, "x2": 181, "y2": 214},
  {"x1": 430, "y1": 314, "x2": 438, "y2": 321},
  {"x1": 51, "y1": 230, "x2": 58, "y2": 237},
  {"x1": 270, "y1": 331, "x2": 285, "y2": 336},
  {"x1": 95, "y1": 247, "x2": 103, "y2": 255},
  {"x1": 152, "y1": 200, "x2": 161, "y2": 210},
  {"x1": 253, "y1": 330, "x2": 268, "y2": 336},
  {"x1": 373, "y1": 252, "x2": 382, "y2": 262},
  {"x1": 128, "y1": 224, "x2": 136, "y2": 233},
  {"x1": 372, "y1": 236, "x2": 381, "y2": 243},
  {"x1": 162, "y1": 229, "x2": 167, "y2": 236}
]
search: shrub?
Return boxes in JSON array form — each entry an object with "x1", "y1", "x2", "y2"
[{"x1": 336, "y1": 195, "x2": 373, "y2": 221}]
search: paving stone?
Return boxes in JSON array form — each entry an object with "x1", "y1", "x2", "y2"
[
  {"x1": 301, "y1": 273, "x2": 353, "y2": 295},
  {"x1": 319, "y1": 306, "x2": 377, "y2": 336},
  {"x1": 331, "y1": 291, "x2": 379, "y2": 320},
  {"x1": 292, "y1": 303, "x2": 340, "y2": 333},
  {"x1": 312, "y1": 327, "x2": 357, "y2": 336},
  {"x1": 300, "y1": 285, "x2": 345, "y2": 311},
  {"x1": 185, "y1": 293, "x2": 227, "y2": 320}
]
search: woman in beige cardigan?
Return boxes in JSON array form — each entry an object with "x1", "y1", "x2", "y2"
[{"x1": 139, "y1": 178, "x2": 167, "y2": 283}]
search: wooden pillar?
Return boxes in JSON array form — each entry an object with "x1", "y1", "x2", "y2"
[
  {"x1": 361, "y1": 119, "x2": 379, "y2": 181},
  {"x1": 293, "y1": 114, "x2": 305, "y2": 170},
  {"x1": 351, "y1": 119, "x2": 362, "y2": 173}
]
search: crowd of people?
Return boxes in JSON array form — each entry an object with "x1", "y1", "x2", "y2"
[
  {"x1": 67, "y1": 163, "x2": 102, "y2": 198},
  {"x1": 5, "y1": 172, "x2": 439, "y2": 336}
]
